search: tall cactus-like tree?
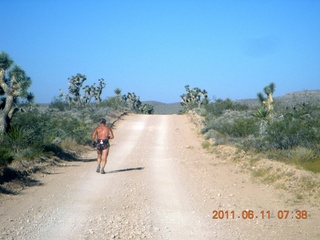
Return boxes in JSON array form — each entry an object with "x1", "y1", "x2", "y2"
[
  {"x1": 59, "y1": 74, "x2": 106, "y2": 107},
  {"x1": 69, "y1": 73, "x2": 86, "y2": 106},
  {"x1": 123, "y1": 92, "x2": 141, "y2": 110},
  {"x1": 114, "y1": 88, "x2": 121, "y2": 96},
  {"x1": 257, "y1": 82, "x2": 275, "y2": 111},
  {"x1": 180, "y1": 85, "x2": 209, "y2": 109},
  {"x1": 114, "y1": 88, "x2": 122, "y2": 103},
  {"x1": 0, "y1": 52, "x2": 33, "y2": 138},
  {"x1": 92, "y1": 78, "x2": 106, "y2": 103},
  {"x1": 122, "y1": 92, "x2": 154, "y2": 114}
]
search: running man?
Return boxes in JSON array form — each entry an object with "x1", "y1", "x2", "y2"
[{"x1": 92, "y1": 118, "x2": 114, "y2": 174}]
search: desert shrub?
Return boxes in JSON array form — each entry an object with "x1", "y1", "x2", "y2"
[
  {"x1": 194, "y1": 108, "x2": 207, "y2": 116},
  {"x1": 252, "y1": 107, "x2": 270, "y2": 118},
  {"x1": 203, "y1": 129, "x2": 219, "y2": 140},
  {"x1": 4, "y1": 125, "x2": 45, "y2": 161},
  {"x1": 10, "y1": 108, "x2": 91, "y2": 154},
  {"x1": 263, "y1": 107, "x2": 320, "y2": 150},
  {"x1": 77, "y1": 104, "x2": 110, "y2": 124},
  {"x1": 220, "y1": 118, "x2": 259, "y2": 138},
  {"x1": 5, "y1": 126, "x2": 30, "y2": 153},
  {"x1": 17, "y1": 147, "x2": 44, "y2": 161},
  {"x1": 202, "y1": 110, "x2": 258, "y2": 137},
  {"x1": 0, "y1": 147, "x2": 14, "y2": 167},
  {"x1": 103, "y1": 97, "x2": 128, "y2": 111},
  {"x1": 204, "y1": 98, "x2": 248, "y2": 118},
  {"x1": 290, "y1": 147, "x2": 317, "y2": 163},
  {"x1": 45, "y1": 114, "x2": 91, "y2": 145},
  {"x1": 11, "y1": 110, "x2": 53, "y2": 144},
  {"x1": 49, "y1": 97, "x2": 69, "y2": 111},
  {"x1": 60, "y1": 138, "x2": 78, "y2": 151}
]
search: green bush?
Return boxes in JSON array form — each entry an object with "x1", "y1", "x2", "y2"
[
  {"x1": 204, "y1": 98, "x2": 248, "y2": 118},
  {"x1": 222, "y1": 118, "x2": 259, "y2": 138},
  {"x1": 290, "y1": 147, "x2": 317, "y2": 163},
  {"x1": 49, "y1": 97, "x2": 69, "y2": 111},
  {"x1": 203, "y1": 117, "x2": 258, "y2": 138},
  {"x1": 0, "y1": 147, "x2": 14, "y2": 167},
  {"x1": 10, "y1": 108, "x2": 91, "y2": 153},
  {"x1": 103, "y1": 96, "x2": 128, "y2": 111},
  {"x1": 6, "y1": 126, "x2": 30, "y2": 153},
  {"x1": 263, "y1": 107, "x2": 320, "y2": 150},
  {"x1": 202, "y1": 109, "x2": 258, "y2": 137}
]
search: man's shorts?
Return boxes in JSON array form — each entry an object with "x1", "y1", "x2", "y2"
[{"x1": 96, "y1": 139, "x2": 110, "y2": 151}]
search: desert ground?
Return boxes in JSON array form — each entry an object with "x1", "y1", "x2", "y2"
[{"x1": 0, "y1": 114, "x2": 319, "y2": 239}]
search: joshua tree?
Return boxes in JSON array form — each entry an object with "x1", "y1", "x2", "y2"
[
  {"x1": 113, "y1": 88, "x2": 122, "y2": 103},
  {"x1": 114, "y1": 88, "x2": 121, "y2": 96},
  {"x1": 93, "y1": 78, "x2": 106, "y2": 103},
  {"x1": 123, "y1": 92, "x2": 141, "y2": 110},
  {"x1": 180, "y1": 85, "x2": 209, "y2": 109},
  {"x1": 139, "y1": 103, "x2": 154, "y2": 114},
  {"x1": 0, "y1": 52, "x2": 33, "y2": 139},
  {"x1": 257, "y1": 82, "x2": 275, "y2": 111},
  {"x1": 59, "y1": 74, "x2": 106, "y2": 107},
  {"x1": 122, "y1": 92, "x2": 154, "y2": 114}
]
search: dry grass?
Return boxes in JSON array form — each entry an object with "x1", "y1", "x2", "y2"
[{"x1": 60, "y1": 138, "x2": 78, "y2": 150}]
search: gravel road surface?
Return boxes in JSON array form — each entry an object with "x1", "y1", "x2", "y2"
[{"x1": 0, "y1": 114, "x2": 319, "y2": 239}]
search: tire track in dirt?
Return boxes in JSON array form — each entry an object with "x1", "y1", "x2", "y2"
[{"x1": 146, "y1": 115, "x2": 210, "y2": 239}]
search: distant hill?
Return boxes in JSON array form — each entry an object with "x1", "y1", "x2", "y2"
[
  {"x1": 143, "y1": 101, "x2": 183, "y2": 115},
  {"x1": 236, "y1": 90, "x2": 320, "y2": 108},
  {"x1": 144, "y1": 90, "x2": 320, "y2": 114}
]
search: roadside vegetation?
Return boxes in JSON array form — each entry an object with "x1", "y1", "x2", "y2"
[
  {"x1": 181, "y1": 84, "x2": 320, "y2": 202},
  {"x1": 0, "y1": 52, "x2": 154, "y2": 173},
  {"x1": 180, "y1": 84, "x2": 320, "y2": 173}
]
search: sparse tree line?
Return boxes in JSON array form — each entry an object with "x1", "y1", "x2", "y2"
[
  {"x1": 57, "y1": 73, "x2": 154, "y2": 114},
  {"x1": 1, "y1": 50, "x2": 319, "y2": 173}
]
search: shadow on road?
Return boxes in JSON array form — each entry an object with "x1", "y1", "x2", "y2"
[
  {"x1": 0, "y1": 186, "x2": 15, "y2": 194},
  {"x1": 107, "y1": 167, "x2": 144, "y2": 174},
  {"x1": 0, "y1": 167, "x2": 43, "y2": 195},
  {"x1": 78, "y1": 158, "x2": 97, "y2": 162}
]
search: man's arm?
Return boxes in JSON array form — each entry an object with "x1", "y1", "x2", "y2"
[
  {"x1": 108, "y1": 128, "x2": 114, "y2": 139},
  {"x1": 92, "y1": 128, "x2": 98, "y2": 142}
]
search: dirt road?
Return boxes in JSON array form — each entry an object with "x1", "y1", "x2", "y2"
[{"x1": 0, "y1": 114, "x2": 319, "y2": 239}]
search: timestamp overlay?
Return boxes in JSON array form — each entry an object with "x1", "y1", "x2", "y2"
[
  {"x1": 208, "y1": 206, "x2": 320, "y2": 240},
  {"x1": 212, "y1": 210, "x2": 308, "y2": 220}
]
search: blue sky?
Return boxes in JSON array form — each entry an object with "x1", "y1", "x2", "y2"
[{"x1": 1, "y1": 0, "x2": 320, "y2": 103}]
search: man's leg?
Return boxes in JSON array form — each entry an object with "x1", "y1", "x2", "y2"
[
  {"x1": 96, "y1": 151, "x2": 102, "y2": 173},
  {"x1": 100, "y1": 148, "x2": 109, "y2": 174}
]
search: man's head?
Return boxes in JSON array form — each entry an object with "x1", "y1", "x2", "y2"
[{"x1": 99, "y1": 118, "x2": 106, "y2": 124}]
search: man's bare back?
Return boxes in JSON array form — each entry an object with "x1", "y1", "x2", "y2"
[
  {"x1": 92, "y1": 124, "x2": 114, "y2": 140},
  {"x1": 92, "y1": 119, "x2": 114, "y2": 141}
]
